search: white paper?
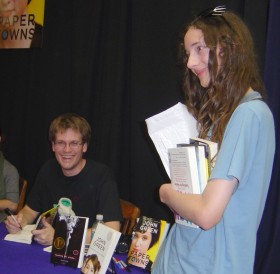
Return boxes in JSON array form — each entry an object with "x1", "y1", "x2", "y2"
[
  {"x1": 4, "y1": 224, "x2": 36, "y2": 244},
  {"x1": 145, "y1": 102, "x2": 198, "y2": 177},
  {"x1": 43, "y1": 245, "x2": 52, "y2": 253}
]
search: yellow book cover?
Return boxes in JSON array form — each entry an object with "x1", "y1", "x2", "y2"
[
  {"x1": 35, "y1": 205, "x2": 59, "y2": 229},
  {"x1": 127, "y1": 216, "x2": 170, "y2": 271},
  {"x1": 0, "y1": 0, "x2": 45, "y2": 48}
]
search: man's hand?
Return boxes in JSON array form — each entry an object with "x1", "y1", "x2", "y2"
[
  {"x1": 5, "y1": 205, "x2": 39, "y2": 234},
  {"x1": 32, "y1": 217, "x2": 55, "y2": 246},
  {"x1": 5, "y1": 213, "x2": 24, "y2": 234}
]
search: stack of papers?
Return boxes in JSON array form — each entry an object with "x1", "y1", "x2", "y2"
[{"x1": 145, "y1": 102, "x2": 198, "y2": 178}]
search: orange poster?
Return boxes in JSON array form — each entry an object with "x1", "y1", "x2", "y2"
[{"x1": 0, "y1": 0, "x2": 45, "y2": 49}]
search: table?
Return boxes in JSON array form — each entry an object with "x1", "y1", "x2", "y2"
[{"x1": 0, "y1": 223, "x2": 146, "y2": 274}]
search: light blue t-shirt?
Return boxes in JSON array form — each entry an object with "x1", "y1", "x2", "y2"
[{"x1": 152, "y1": 91, "x2": 275, "y2": 274}]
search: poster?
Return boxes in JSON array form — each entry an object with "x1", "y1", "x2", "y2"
[{"x1": 0, "y1": 0, "x2": 45, "y2": 49}]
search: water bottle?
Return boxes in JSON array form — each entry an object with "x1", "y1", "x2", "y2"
[{"x1": 91, "y1": 214, "x2": 104, "y2": 239}]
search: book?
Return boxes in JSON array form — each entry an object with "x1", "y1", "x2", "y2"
[
  {"x1": 194, "y1": 144, "x2": 209, "y2": 192},
  {"x1": 127, "y1": 216, "x2": 170, "y2": 271},
  {"x1": 168, "y1": 144, "x2": 210, "y2": 228},
  {"x1": 0, "y1": 0, "x2": 45, "y2": 49},
  {"x1": 4, "y1": 206, "x2": 59, "y2": 245},
  {"x1": 51, "y1": 215, "x2": 89, "y2": 268},
  {"x1": 145, "y1": 103, "x2": 218, "y2": 229},
  {"x1": 190, "y1": 137, "x2": 218, "y2": 171},
  {"x1": 82, "y1": 223, "x2": 121, "y2": 274},
  {"x1": 145, "y1": 102, "x2": 198, "y2": 178},
  {"x1": 35, "y1": 205, "x2": 59, "y2": 229},
  {"x1": 4, "y1": 224, "x2": 36, "y2": 244},
  {"x1": 177, "y1": 143, "x2": 209, "y2": 192},
  {"x1": 169, "y1": 146, "x2": 201, "y2": 194}
]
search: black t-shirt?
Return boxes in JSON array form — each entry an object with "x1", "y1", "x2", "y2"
[{"x1": 27, "y1": 158, "x2": 122, "y2": 227}]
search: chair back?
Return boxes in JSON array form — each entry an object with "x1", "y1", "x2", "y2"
[
  {"x1": 120, "y1": 199, "x2": 140, "y2": 235},
  {"x1": 16, "y1": 178, "x2": 28, "y2": 214}
]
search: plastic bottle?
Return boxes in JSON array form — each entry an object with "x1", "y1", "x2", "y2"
[{"x1": 91, "y1": 214, "x2": 104, "y2": 239}]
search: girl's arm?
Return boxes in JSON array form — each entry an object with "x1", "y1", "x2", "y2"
[{"x1": 159, "y1": 177, "x2": 238, "y2": 230}]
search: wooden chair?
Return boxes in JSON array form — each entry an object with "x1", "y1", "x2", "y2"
[
  {"x1": 16, "y1": 178, "x2": 28, "y2": 214},
  {"x1": 120, "y1": 199, "x2": 140, "y2": 235}
]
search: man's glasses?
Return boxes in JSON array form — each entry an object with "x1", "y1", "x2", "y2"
[{"x1": 54, "y1": 141, "x2": 84, "y2": 149}]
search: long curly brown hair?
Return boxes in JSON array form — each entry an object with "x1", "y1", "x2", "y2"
[{"x1": 179, "y1": 11, "x2": 265, "y2": 146}]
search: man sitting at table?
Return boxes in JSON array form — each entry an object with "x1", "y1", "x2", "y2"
[{"x1": 5, "y1": 113, "x2": 122, "y2": 245}]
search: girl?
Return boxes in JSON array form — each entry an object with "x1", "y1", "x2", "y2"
[{"x1": 152, "y1": 6, "x2": 275, "y2": 274}]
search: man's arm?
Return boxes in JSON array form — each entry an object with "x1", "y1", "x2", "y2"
[
  {"x1": 159, "y1": 178, "x2": 238, "y2": 230},
  {"x1": 104, "y1": 220, "x2": 121, "y2": 231}
]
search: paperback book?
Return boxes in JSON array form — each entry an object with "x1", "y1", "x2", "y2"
[
  {"x1": 82, "y1": 223, "x2": 121, "y2": 274},
  {"x1": 4, "y1": 224, "x2": 36, "y2": 244},
  {"x1": 168, "y1": 143, "x2": 213, "y2": 228},
  {"x1": 35, "y1": 205, "x2": 59, "y2": 229},
  {"x1": 127, "y1": 216, "x2": 170, "y2": 272},
  {"x1": 51, "y1": 215, "x2": 89, "y2": 268},
  {"x1": 190, "y1": 137, "x2": 218, "y2": 171}
]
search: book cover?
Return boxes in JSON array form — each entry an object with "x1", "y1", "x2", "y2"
[
  {"x1": 51, "y1": 215, "x2": 89, "y2": 268},
  {"x1": 190, "y1": 137, "x2": 218, "y2": 170},
  {"x1": 169, "y1": 146, "x2": 201, "y2": 194},
  {"x1": 145, "y1": 102, "x2": 198, "y2": 178},
  {"x1": 127, "y1": 216, "x2": 170, "y2": 271},
  {"x1": 177, "y1": 143, "x2": 209, "y2": 192},
  {"x1": 82, "y1": 223, "x2": 121, "y2": 274},
  {"x1": 194, "y1": 144, "x2": 209, "y2": 192},
  {"x1": 0, "y1": 0, "x2": 45, "y2": 49},
  {"x1": 35, "y1": 205, "x2": 59, "y2": 230},
  {"x1": 169, "y1": 145, "x2": 208, "y2": 228}
]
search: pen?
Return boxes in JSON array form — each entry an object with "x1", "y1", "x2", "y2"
[
  {"x1": 119, "y1": 260, "x2": 131, "y2": 272},
  {"x1": 112, "y1": 257, "x2": 124, "y2": 270},
  {"x1": 5, "y1": 208, "x2": 23, "y2": 230},
  {"x1": 113, "y1": 257, "x2": 131, "y2": 272}
]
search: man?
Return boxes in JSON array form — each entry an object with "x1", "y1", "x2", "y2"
[{"x1": 5, "y1": 113, "x2": 122, "y2": 245}]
